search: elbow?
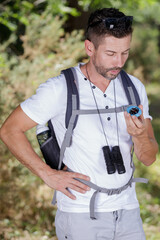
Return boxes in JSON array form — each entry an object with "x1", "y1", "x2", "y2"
[
  {"x1": 143, "y1": 157, "x2": 156, "y2": 167},
  {"x1": 136, "y1": 143, "x2": 159, "y2": 167},
  {"x1": 0, "y1": 126, "x2": 4, "y2": 140},
  {"x1": 142, "y1": 145, "x2": 159, "y2": 167},
  {"x1": 0, "y1": 126, "x2": 6, "y2": 143},
  {"x1": 150, "y1": 142, "x2": 160, "y2": 165},
  {"x1": 0, "y1": 125, "x2": 10, "y2": 144}
]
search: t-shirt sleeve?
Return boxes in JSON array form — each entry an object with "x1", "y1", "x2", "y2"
[
  {"x1": 129, "y1": 74, "x2": 152, "y2": 120},
  {"x1": 140, "y1": 85, "x2": 152, "y2": 120},
  {"x1": 20, "y1": 74, "x2": 66, "y2": 125}
]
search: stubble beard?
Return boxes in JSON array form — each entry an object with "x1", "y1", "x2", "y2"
[{"x1": 92, "y1": 58, "x2": 122, "y2": 81}]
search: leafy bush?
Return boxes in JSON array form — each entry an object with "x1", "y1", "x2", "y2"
[
  {"x1": 125, "y1": 25, "x2": 160, "y2": 83},
  {"x1": 0, "y1": 13, "x2": 85, "y2": 124},
  {"x1": 0, "y1": 13, "x2": 85, "y2": 239},
  {"x1": 0, "y1": 3, "x2": 160, "y2": 239}
]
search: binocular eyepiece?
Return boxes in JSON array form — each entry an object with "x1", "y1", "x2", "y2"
[{"x1": 102, "y1": 146, "x2": 126, "y2": 174}]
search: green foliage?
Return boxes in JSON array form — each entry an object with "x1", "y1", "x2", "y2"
[
  {"x1": 0, "y1": 13, "x2": 85, "y2": 124},
  {"x1": 0, "y1": 0, "x2": 81, "y2": 56},
  {"x1": 0, "y1": 13, "x2": 85, "y2": 238},
  {"x1": 134, "y1": 83, "x2": 160, "y2": 240},
  {"x1": 0, "y1": 0, "x2": 34, "y2": 31},
  {"x1": 45, "y1": 0, "x2": 80, "y2": 17},
  {"x1": 0, "y1": 151, "x2": 57, "y2": 239},
  {"x1": 0, "y1": 0, "x2": 79, "y2": 32},
  {"x1": 0, "y1": 1, "x2": 160, "y2": 239},
  {"x1": 125, "y1": 26, "x2": 160, "y2": 83}
]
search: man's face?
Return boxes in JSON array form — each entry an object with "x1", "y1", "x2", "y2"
[{"x1": 91, "y1": 34, "x2": 132, "y2": 80}]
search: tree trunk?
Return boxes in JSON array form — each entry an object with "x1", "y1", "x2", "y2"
[{"x1": 65, "y1": 0, "x2": 91, "y2": 32}]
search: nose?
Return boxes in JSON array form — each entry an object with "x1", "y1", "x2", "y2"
[{"x1": 114, "y1": 55, "x2": 124, "y2": 68}]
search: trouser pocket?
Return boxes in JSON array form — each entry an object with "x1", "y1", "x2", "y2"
[{"x1": 55, "y1": 210, "x2": 73, "y2": 240}]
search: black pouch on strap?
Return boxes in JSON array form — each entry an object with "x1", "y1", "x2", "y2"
[
  {"x1": 40, "y1": 120, "x2": 64, "y2": 170},
  {"x1": 40, "y1": 136, "x2": 63, "y2": 170}
]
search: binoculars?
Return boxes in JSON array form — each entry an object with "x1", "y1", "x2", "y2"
[{"x1": 102, "y1": 146, "x2": 126, "y2": 174}]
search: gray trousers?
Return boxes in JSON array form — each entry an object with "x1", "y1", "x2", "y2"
[{"x1": 55, "y1": 208, "x2": 146, "y2": 240}]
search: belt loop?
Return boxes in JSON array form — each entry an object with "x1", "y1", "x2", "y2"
[{"x1": 113, "y1": 210, "x2": 118, "y2": 221}]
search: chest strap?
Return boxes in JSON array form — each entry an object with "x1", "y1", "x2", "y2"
[
  {"x1": 51, "y1": 95, "x2": 147, "y2": 216},
  {"x1": 58, "y1": 95, "x2": 133, "y2": 170}
]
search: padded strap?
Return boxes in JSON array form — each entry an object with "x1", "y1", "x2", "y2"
[
  {"x1": 120, "y1": 70, "x2": 140, "y2": 106},
  {"x1": 62, "y1": 68, "x2": 79, "y2": 129},
  {"x1": 52, "y1": 69, "x2": 141, "y2": 206},
  {"x1": 52, "y1": 95, "x2": 78, "y2": 205},
  {"x1": 63, "y1": 68, "x2": 140, "y2": 130},
  {"x1": 73, "y1": 105, "x2": 131, "y2": 115}
]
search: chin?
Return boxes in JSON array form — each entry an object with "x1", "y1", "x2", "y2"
[{"x1": 106, "y1": 74, "x2": 117, "y2": 81}]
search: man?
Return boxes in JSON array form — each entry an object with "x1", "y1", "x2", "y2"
[{"x1": 0, "y1": 8, "x2": 158, "y2": 240}]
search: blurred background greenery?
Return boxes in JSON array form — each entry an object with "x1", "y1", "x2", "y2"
[{"x1": 0, "y1": 0, "x2": 160, "y2": 239}]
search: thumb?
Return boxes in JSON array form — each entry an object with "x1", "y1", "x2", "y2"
[
  {"x1": 138, "y1": 104, "x2": 143, "y2": 112},
  {"x1": 138, "y1": 104, "x2": 144, "y2": 121}
]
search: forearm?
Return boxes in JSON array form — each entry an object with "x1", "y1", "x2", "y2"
[
  {"x1": 0, "y1": 126, "x2": 90, "y2": 199},
  {"x1": 0, "y1": 106, "x2": 90, "y2": 200},
  {"x1": 124, "y1": 109, "x2": 159, "y2": 166},
  {"x1": 0, "y1": 128, "x2": 54, "y2": 179},
  {"x1": 133, "y1": 133, "x2": 158, "y2": 166}
]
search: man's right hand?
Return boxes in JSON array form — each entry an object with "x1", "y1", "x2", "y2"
[
  {"x1": 42, "y1": 169, "x2": 91, "y2": 200},
  {"x1": 0, "y1": 106, "x2": 91, "y2": 200}
]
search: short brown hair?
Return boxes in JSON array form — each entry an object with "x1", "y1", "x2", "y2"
[{"x1": 85, "y1": 8, "x2": 133, "y2": 48}]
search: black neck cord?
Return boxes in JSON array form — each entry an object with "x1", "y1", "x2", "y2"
[
  {"x1": 86, "y1": 64, "x2": 109, "y2": 146},
  {"x1": 113, "y1": 80, "x2": 120, "y2": 146},
  {"x1": 86, "y1": 64, "x2": 120, "y2": 147}
]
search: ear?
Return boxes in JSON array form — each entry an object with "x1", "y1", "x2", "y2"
[{"x1": 85, "y1": 40, "x2": 95, "y2": 57}]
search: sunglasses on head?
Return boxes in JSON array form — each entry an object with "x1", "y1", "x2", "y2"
[{"x1": 88, "y1": 16, "x2": 133, "y2": 30}]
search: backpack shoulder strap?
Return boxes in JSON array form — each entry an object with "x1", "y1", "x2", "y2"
[
  {"x1": 120, "y1": 70, "x2": 140, "y2": 106},
  {"x1": 61, "y1": 67, "x2": 79, "y2": 129}
]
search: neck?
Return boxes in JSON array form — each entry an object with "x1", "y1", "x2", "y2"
[{"x1": 80, "y1": 62, "x2": 111, "y2": 93}]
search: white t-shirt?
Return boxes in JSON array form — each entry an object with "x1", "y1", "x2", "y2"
[{"x1": 20, "y1": 63, "x2": 152, "y2": 213}]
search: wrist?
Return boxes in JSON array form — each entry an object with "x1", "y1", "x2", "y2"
[
  {"x1": 38, "y1": 162, "x2": 57, "y2": 180},
  {"x1": 132, "y1": 130, "x2": 148, "y2": 142}
]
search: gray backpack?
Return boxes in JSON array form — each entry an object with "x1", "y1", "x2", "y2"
[
  {"x1": 36, "y1": 68, "x2": 148, "y2": 219},
  {"x1": 37, "y1": 68, "x2": 140, "y2": 170}
]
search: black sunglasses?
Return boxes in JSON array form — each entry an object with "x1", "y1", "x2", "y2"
[{"x1": 88, "y1": 16, "x2": 133, "y2": 30}]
